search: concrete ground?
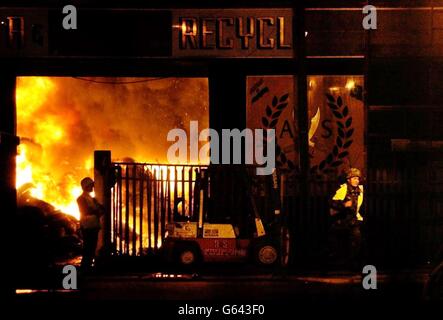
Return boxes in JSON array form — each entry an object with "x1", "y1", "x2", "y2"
[{"x1": 11, "y1": 256, "x2": 440, "y2": 319}]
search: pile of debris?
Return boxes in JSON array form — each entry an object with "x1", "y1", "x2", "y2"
[{"x1": 16, "y1": 183, "x2": 82, "y2": 267}]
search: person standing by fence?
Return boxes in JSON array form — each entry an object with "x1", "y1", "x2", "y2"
[
  {"x1": 77, "y1": 177, "x2": 104, "y2": 271},
  {"x1": 328, "y1": 168, "x2": 364, "y2": 269}
]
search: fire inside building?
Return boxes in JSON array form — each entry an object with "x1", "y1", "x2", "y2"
[{"x1": 0, "y1": 0, "x2": 443, "y2": 303}]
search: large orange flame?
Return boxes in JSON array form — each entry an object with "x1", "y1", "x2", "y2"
[
  {"x1": 16, "y1": 77, "x2": 209, "y2": 220},
  {"x1": 16, "y1": 78, "x2": 91, "y2": 219}
]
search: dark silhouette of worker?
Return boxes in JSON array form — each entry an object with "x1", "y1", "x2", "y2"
[
  {"x1": 328, "y1": 168, "x2": 364, "y2": 269},
  {"x1": 77, "y1": 177, "x2": 104, "y2": 271}
]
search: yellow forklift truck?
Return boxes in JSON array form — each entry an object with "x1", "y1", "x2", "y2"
[{"x1": 163, "y1": 168, "x2": 284, "y2": 267}]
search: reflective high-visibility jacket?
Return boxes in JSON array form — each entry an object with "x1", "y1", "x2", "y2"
[{"x1": 331, "y1": 184, "x2": 364, "y2": 221}]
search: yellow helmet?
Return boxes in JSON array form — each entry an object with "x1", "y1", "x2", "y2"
[{"x1": 346, "y1": 168, "x2": 362, "y2": 179}]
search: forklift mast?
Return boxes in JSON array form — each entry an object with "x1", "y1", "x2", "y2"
[{"x1": 189, "y1": 165, "x2": 283, "y2": 238}]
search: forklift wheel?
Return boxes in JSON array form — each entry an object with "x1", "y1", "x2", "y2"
[
  {"x1": 255, "y1": 243, "x2": 279, "y2": 266},
  {"x1": 176, "y1": 245, "x2": 200, "y2": 266}
]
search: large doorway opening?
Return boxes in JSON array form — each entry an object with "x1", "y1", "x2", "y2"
[{"x1": 15, "y1": 76, "x2": 209, "y2": 263}]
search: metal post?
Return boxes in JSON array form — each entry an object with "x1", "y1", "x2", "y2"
[
  {"x1": 293, "y1": 0, "x2": 310, "y2": 266},
  {"x1": 139, "y1": 166, "x2": 144, "y2": 255},
  {"x1": 132, "y1": 165, "x2": 137, "y2": 256},
  {"x1": 94, "y1": 150, "x2": 112, "y2": 256},
  {"x1": 364, "y1": 0, "x2": 371, "y2": 262},
  {"x1": 0, "y1": 73, "x2": 18, "y2": 297},
  {"x1": 198, "y1": 170, "x2": 205, "y2": 238},
  {"x1": 125, "y1": 165, "x2": 130, "y2": 254}
]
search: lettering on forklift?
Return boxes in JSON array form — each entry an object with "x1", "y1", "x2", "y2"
[
  {"x1": 204, "y1": 229, "x2": 219, "y2": 237},
  {"x1": 178, "y1": 304, "x2": 213, "y2": 318},
  {"x1": 207, "y1": 248, "x2": 245, "y2": 256},
  {"x1": 205, "y1": 248, "x2": 234, "y2": 256},
  {"x1": 214, "y1": 240, "x2": 228, "y2": 248},
  {"x1": 204, "y1": 248, "x2": 247, "y2": 257},
  {"x1": 205, "y1": 240, "x2": 227, "y2": 256}
]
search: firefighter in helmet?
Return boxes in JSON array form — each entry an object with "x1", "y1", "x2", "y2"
[
  {"x1": 328, "y1": 168, "x2": 364, "y2": 269},
  {"x1": 77, "y1": 177, "x2": 104, "y2": 270}
]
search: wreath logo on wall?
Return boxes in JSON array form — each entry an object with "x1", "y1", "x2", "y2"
[
  {"x1": 261, "y1": 93, "x2": 296, "y2": 171},
  {"x1": 260, "y1": 93, "x2": 354, "y2": 175},
  {"x1": 309, "y1": 94, "x2": 354, "y2": 176}
]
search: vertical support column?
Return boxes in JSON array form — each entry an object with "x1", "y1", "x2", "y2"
[
  {"x1": 208, "y1": 62, "x2": 246, "y2": 224},
  {"x1": 94, "y1": 150, "x2": 112, "y2": 256},
  {"x1": 0, "y1": 73, "x2": 18, "y2": 297},
  {"x1": 293, "y1": 1, "x2": 310, "y2": 266},
  {"x1": 209, "y1": 62, "x2": 246, "y2": 156},
  {"x1": 363, "y1": 0, "x2": 371, "y2": 261}
]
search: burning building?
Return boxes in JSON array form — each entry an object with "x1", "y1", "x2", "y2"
[{"x1": 0, "y1": 1, "x2": 442, "y2": 292}]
